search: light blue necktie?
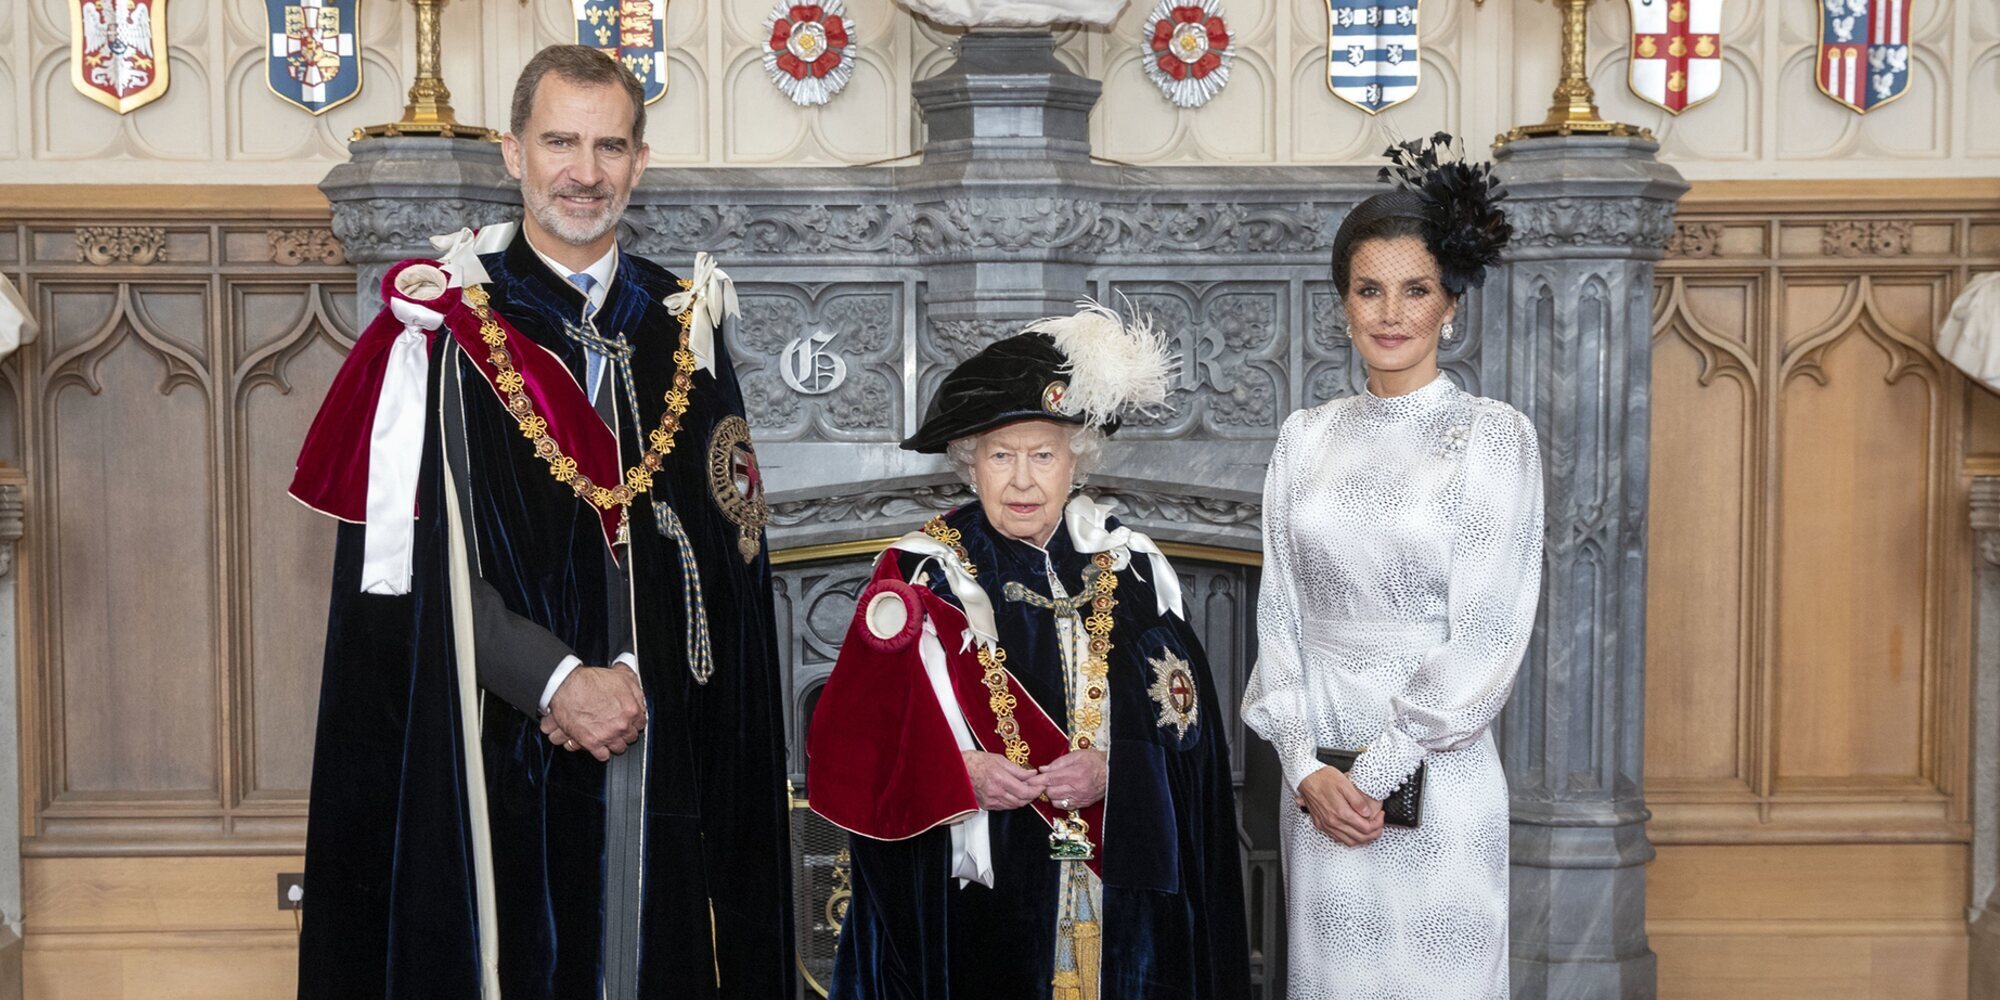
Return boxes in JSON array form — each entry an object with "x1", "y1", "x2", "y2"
[{"x1": 567, "y1": 272, "x2": 603, "y2": 402}]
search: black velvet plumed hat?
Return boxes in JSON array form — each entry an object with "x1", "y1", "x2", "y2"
[
  {"x1": 902, "y1": 302, "x2": 1173, "y2": 454},
  {"x1": 1330, "y1": 131, "x2": 1512, "y2": 297}
]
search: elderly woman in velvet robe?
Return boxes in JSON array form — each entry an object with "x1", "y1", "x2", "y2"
[{"x1": 807, "y1": 306, "x2": 1251, "y2": 1000}]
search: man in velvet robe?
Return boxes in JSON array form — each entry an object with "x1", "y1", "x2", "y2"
[
  {"x1": 807, "y1": 319, "x2": 1252, "y2": 999},
  {"x1": 289, "y1": 45, "x2": 794, "y2": 999}
]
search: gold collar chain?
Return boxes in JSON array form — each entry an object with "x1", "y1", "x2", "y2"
[
  {"x1": 462, "y1": 281, "x2": 697, "y2": 512},
  {"x1": 1070, "y1": 553, "x2": 1116, "y2": 750}
]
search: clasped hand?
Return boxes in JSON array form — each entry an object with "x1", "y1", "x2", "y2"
[
  {"x1": 1297, "y1": 765, "x2": 1384, "y2": 847},
  {"x1": 961, "y1": 748, "x2": 1107, "y2": 812},
  {"x1": 540, "y1": 666, "x2": 647, "y2": 762}
]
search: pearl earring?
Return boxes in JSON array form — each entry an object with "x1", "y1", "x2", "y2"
[{"x1": 1440, "y1": 321, "x2": 1457, "y2": 345}]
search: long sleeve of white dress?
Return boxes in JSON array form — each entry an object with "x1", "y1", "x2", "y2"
[
  {"x1": 1242, "y1": 409, "x2": 1329, "y2": 796},
  {"x1": 1345, "y1": 407, "x2": 1543, "y2": 800}
]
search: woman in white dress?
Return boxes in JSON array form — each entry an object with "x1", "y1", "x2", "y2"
[{"x1": 1241, "y1": 135, "x2": 1543, "y2": 1000}]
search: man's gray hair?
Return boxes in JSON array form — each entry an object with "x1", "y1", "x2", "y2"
[
  {"x1": 510, "y1": 44, "x2": 647, "y2": 143},
  {"x1": 946, "y1": 424, "x2": 1105, "y2": 489}
]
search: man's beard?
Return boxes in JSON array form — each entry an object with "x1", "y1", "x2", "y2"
[{"x1": 524, "y1": 181, "x2": 630, "y2": 246}]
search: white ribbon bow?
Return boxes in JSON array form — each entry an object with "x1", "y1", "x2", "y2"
[
  {"x1": 1063, "y1": 494, "x2": 1185, "y2": 619},
  {"x1": 661, "y1": 252, "x2": 735, "y2": 375},
  {"x1": 427, "y1": 223, "x2": 518, "y2": 290}
]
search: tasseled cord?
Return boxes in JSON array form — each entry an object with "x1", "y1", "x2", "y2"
[
  {"x1": 1026, "y1": 299, "x2": 1175, "y2": 427},
  {"x1": 1051, "y1": 862, "x2": 1101, "y2": 1000}
]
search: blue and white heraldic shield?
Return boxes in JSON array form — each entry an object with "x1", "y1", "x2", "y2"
[{"x1": 1325, "y1": 0, "x2": 1421, "y2": 115}]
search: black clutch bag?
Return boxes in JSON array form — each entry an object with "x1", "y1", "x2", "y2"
[{"x1": 1315, "y1": 748, "x2": 1424, "y2": 828}]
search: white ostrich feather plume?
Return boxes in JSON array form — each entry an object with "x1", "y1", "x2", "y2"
[{"x1": 1025, "y1": 299, "x2": 1175, "y2": 426}]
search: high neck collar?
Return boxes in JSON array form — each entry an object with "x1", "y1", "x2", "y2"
[{"x1": 1360, "y1": 372, "x2": 1455, "y2": 419}]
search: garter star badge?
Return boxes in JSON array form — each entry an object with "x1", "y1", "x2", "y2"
[
  {"x1": 266, "y1": 0, "x2": 359, "y2": 115},
  {"x1": 1147, "y1": 647, "x2": 1199, "y2": 740},
  {"x1": 1324, "y1": 0, "x2": 1420, "y2": 115},
  {"x1": 574, "y1": 0, "x2": 669, "y2": 105},
  {"x1": 1815, "y1": 0, "x2": 1913, "y2": 114},
  {"x1": 70, "y1": 0, "x2": 170, "y2": 115},
  {"x1": 1625, "y1": 0, "x2": 1720, "y2": 115}
]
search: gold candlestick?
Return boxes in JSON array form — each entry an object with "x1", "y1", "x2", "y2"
[
  {"x1": 1501, "y1": 0, "x2": 1648, "y2": 143},
  {"x1": 355, "y1": 0, "x2": 498, "y2": 141}
]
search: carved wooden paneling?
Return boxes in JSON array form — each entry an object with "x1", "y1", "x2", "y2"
[
  {"x1": 21, "y1": 855, "x2": 301, "y2": 999},
  {"x1": 1646, "y1": 274, "x2": 1759, "y2": 792},
  {"x1": 46, "y1": 283, "x2": 220, "y2": 800},
  {"x1": 1773, "y1": 277, "x2": 1948, "y2": 789},
  {"x1": 6, "y1": 212, "x2": 354, "y2": 850},
  {"x1": 1645, "y1": 188, "x2": 1991, "y2": 999},
  {"x1": 1649, "y1": 196, "x2": 1989, "y2": 839},
  {"x1": 232, "y1": 284, "x2": 353, "y2": 801}
]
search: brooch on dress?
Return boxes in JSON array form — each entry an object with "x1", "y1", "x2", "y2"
[{"x1": 1435, "y1": 419, "x2": 1472, "y2": 459}]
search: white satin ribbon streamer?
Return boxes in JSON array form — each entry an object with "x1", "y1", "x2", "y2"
[
  {"x1": 660, "y1": 252, "x2": 735, "y2": 375},
  {"x1": 359, "y1": 289, "x2": 445, "y2": 595},
  {"x1": 915, "y1": 617, "x2": 995, "y2": 888},
  {"x1": 1064, "y1": 494, "x2": 1185, "y2": 619},
  {"x1": 886, "y1": 533, "x2": 998, "y2": 649}
]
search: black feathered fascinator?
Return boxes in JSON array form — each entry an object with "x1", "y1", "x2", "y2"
[{"x1": 1331, "y1": 131, "x2": 1512, "y2": 297}]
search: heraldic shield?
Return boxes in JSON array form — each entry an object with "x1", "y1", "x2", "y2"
[
  {"x1": 575, "y1": 0, "x2": 670, "y2": 104},
  {"x1": 1325, "y1": 0, "x2": 1421, "y2": 115},
  {"x1": 1626, "y1": 0, "x2": 1721, "y2": 115},
  {"x1": 1817, "y1": 0, "x2": 1913, "y2": 113},
  {"x1": 266, "y1": 0, "x2": 360, "y2": 115},
  {"x1": 70, "y1": 0, "x2": 171, "y2": 115}
]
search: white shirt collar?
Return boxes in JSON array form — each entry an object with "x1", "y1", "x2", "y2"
[{"x1": 525, "y1": 235, "x2": 618, "y2": 316}]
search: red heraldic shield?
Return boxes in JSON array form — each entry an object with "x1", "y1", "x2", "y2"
[{"x1": 1626, "y1": 0, "x2": 1721, "y2": 115}]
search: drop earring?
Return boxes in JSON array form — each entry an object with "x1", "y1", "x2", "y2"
[{"x1": 1440, "y1": 321, "x2": 1457, "y2": 345}]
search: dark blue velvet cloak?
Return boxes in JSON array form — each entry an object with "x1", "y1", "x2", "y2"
[
  {"x1": 829, "y1": 503, "x2": 1251, "y2": 1000},
  {"x1": 296, "y1": 232, "x2": 796, "y2": 999}
]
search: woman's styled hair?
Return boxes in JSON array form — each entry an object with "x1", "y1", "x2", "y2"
[
  {"x1": 946, "y1": 423, "x2": 1106, "y2": 490},
  {"x1": 1329, "y1": 133, "x2": 1512, "y2": 299}
]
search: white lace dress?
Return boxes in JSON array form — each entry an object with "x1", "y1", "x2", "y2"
[{"x1": 1241, "y1": 375, "x2": 1544, "y2": 1000}]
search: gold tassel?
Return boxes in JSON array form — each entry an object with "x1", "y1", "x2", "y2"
[
  {"x1": 1052, "y1": 968, "x2": 1082, "y2": 1000},
  {"x1": 1073, "y1": 918, "x2": 1101, "y2": 1000}
]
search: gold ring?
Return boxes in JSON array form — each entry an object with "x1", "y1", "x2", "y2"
[{"x1": 564, "y1": 739, "x2": 579, "y2": 752}]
